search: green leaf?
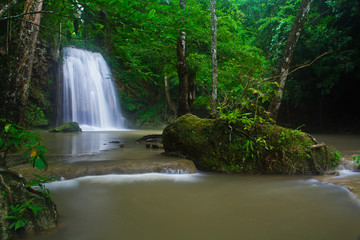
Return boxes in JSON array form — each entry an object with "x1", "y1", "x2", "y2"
[
  {"x1": 93, "y1": 23, "x2": 104, "y2": 29},
  {"x1": 15, "y1": 220, "x2": 26, "y2": 230},
  {"x1": 4, "y1": 124, "x2": 12, "y2": 132},
  {"x1": 149, "y1": 9, "x2": 156, "y2": 18},
  {"x1": 34, "y1": 156, "x2": 47, "y2": 170},
  {"x1": 35, "y1": 146, "x2": 48, "y2": 153}
]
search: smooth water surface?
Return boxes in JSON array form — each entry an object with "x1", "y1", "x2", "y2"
[
  {"x1": 38, "y1": 130, "x2": 162, "y2": 161},
  {"x1": 13, "y1": 133, "x2": 360, "y2": 240}
]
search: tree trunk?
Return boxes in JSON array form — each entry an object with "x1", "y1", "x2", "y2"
[
  {"x1": 210, "y1": 0, "x2": 218, "y2": 117},
  {"x1": 268, "y1": 0, "x2": 313, "y2": 120},
  {"x1": 177, "y1": 0, "x2": 189, "y2": 117},
  {"x1": 188, "y1": 67, "x2": 197, "y2": 113},
  {"x1": 164, "y1": 75, "x2": 177, "y2": 118},
  {"x1": 2, "y1": 0, "x2": 43, "y2": 125}
]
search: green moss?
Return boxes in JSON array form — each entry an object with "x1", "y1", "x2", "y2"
[
  {"x1": 163, "y1": 114, "x2": 340, "y2": 174},
  {"x1": 49, "y1": 122, "x2": 82, "y2": 133}
]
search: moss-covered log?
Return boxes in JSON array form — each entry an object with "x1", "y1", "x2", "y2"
[{"x1": 163, "y1": 114, "x2": 340, "y2": 174}]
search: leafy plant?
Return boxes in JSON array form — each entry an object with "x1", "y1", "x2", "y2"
[
  {"x1": 0, "y1": 120, "x2": 54, "y2": 231},
  {"x1": 26, "y1": 175, "x2": 57, "y2": 198},
  {"x1": 353, "y1": 154, "x2": 360, "y2": 164},
  {"x1": 7, "y1": 198, "x2": 42, "y2": 230},
  {"x1": 0, "y1": 120, "x2": 48, "y2": 170},
  {"x1": 25, "y1": 104, "x2": 48, "y2": 127}
]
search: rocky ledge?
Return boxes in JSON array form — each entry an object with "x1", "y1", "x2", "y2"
[{"x1": 11, "y1": 159, "x2": 197, "y2": 181}]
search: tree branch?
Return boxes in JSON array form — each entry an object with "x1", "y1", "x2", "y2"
[
  {"x1": 0, "y1": 174, "x2": 13, "y2": 205},
  {"x1": 0, "y1": 167, "x2": 44, "y2": 197},
  {"x1": 264, "y1": 51, "x2": 331, "y2": 82},
  {"x1": 1, "y1": 10, "x2": 73, "y2": 20},
  {"x1": 286, "y1": 51, "x2": 331, "y2": 76},
  {"x1": 0, "y1": 0, "x2": 18, "y2": 18}
]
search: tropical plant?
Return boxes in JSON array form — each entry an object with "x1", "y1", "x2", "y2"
[{"x1": 0, "y1": 120, "x2": 48, "y2": 169}]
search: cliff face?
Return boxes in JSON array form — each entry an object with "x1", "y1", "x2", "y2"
[{"x1": 27, "y1": 40, "x2": 59, "y2": 128}]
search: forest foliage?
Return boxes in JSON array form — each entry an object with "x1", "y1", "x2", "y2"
[{"x1": 0, "y1": 0, "x2": 359, "y2": 129}]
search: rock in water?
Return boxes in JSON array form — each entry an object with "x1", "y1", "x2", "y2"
[
  {"x1": 162, "y1": 114, "x2": 340, "y2": 174},
  {"x1": 49, "y1": 122, "x2": 82, "y2": 133}
]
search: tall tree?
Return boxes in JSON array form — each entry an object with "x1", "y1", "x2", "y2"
[
  {"x1": 2, "y1": 0, "x2": 43, "y2": 125},
  {"x1": 177, "y1": 0, "x2": 189, "y2": 116},
  {"x1": 210, "y1": 0, "x2": 218, "y2": 117},
  {"x1": 268, "y1": 0, "x2": 313, "y2": 120}
]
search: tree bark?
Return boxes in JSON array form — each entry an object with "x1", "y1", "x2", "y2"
[
  {"x1": 210, "y1": 0, "x2": 218, "y2": 118},
  {"x1": 188, "y1": 67, "x2": 197, "y2": 113},
  {"x1": 268, "y1": 0, "x2": 313, "y2": 120},
  {"x1": 177, "y1": 0, "x2": 189, "y2": 117},
  {"x1": 2, "y1": 0, "x2": 43, "y2": 125},
  {"x1": 164, "y1": 75, "x2": 177, "y2": 118}
]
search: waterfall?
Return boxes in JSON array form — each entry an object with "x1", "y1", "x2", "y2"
[{"x1": 60, "y1": 47, "x2": 126, "y2": 131}]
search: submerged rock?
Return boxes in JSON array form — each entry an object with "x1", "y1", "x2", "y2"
[
  {"x1": 49, "y1": 122, "x2": 82, "y2": 133},
  {"x1": 163, "y1": 114, "x2": 340, "y2": 174},
  {"x1": 137, "y1": 134, "x2": 163, "y2": 149}
]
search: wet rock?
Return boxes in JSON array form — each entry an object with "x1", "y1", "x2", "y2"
[
  {"x1": 315, "y1": 172, "x2": 360, "y2": 199},
  {"x1": 136, "y1": 134, "x2": 162, "y2": 143},
  {"x1": 137, "y1": 134, "x2": 163, "y2": 149},
  {"x1": 49, "y1": 122, "x2": 82, "y2": 133},
  {"x1": 10, "y1": 159, "x2": 197, "y2": 181}
]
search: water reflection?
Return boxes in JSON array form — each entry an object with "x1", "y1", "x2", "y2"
[{"x1": 39, "y1": 131, "x2": 126, "y2": 156}]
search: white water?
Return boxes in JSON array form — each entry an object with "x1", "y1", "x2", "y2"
[{"x1": 61, "y1": 47, "x2": 126, "y2": 131}]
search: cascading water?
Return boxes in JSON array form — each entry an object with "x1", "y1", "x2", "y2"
[{"x1": 60, "y1": 47, "x2": 126, "y2": 131}]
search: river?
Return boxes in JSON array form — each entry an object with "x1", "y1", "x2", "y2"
[{"x1": 13, "y1": 131, "x2": 360, "y2": 240}]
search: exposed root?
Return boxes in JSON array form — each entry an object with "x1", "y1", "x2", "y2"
[
  {"x1": 0, "y1": 167, "x2": 43, "y2": 197},
  {"x1": 306, "y1": 133, "x2": 318, "y2": 144},
  {"x1": 0, "y1": 174, "x2": 13, "y2": 205},
  {"x1": 307, "y1": 142, "x2": 329, "y2": 173}
]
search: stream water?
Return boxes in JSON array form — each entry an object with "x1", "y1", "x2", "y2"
[{"x1": 13, "y1": 132, "x2": 360, "y2": 240}]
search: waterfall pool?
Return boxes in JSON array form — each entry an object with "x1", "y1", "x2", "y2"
[{"x1": 11, "y1": 132, "x2": 360, "y2": 240}]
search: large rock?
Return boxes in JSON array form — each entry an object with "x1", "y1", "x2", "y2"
[
  {"x1": 163, "y1": 114, "x2": 340, "y2": 174},
  {"x1": 49, "y1": 122, "x2": 82, "y2": 133},
  {"x1": 0, "y1": 172, "x2": 58, "y2": 240}
]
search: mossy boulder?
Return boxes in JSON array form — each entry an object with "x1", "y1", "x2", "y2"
[
  {"x1": 0, "y1": 172, "x2": 58, "y2": 239},
  {"x1": 163, "y1": 114, "x2": 340, "y2": 174},
  {"x1": 49, "y1": 122, "x2": 82, "y2": 133}
]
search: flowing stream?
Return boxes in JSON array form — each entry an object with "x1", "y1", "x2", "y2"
[
  {"x1": 12, "y1": 132, "x2": 360, "y2": 240},
  {"x1": 60, "y1": 47, "x2": 126, "y2": 131}
]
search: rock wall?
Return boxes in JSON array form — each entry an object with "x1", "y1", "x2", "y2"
[{"x1": 28, "y1": 40, "x2": 59, "y2": 128}]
